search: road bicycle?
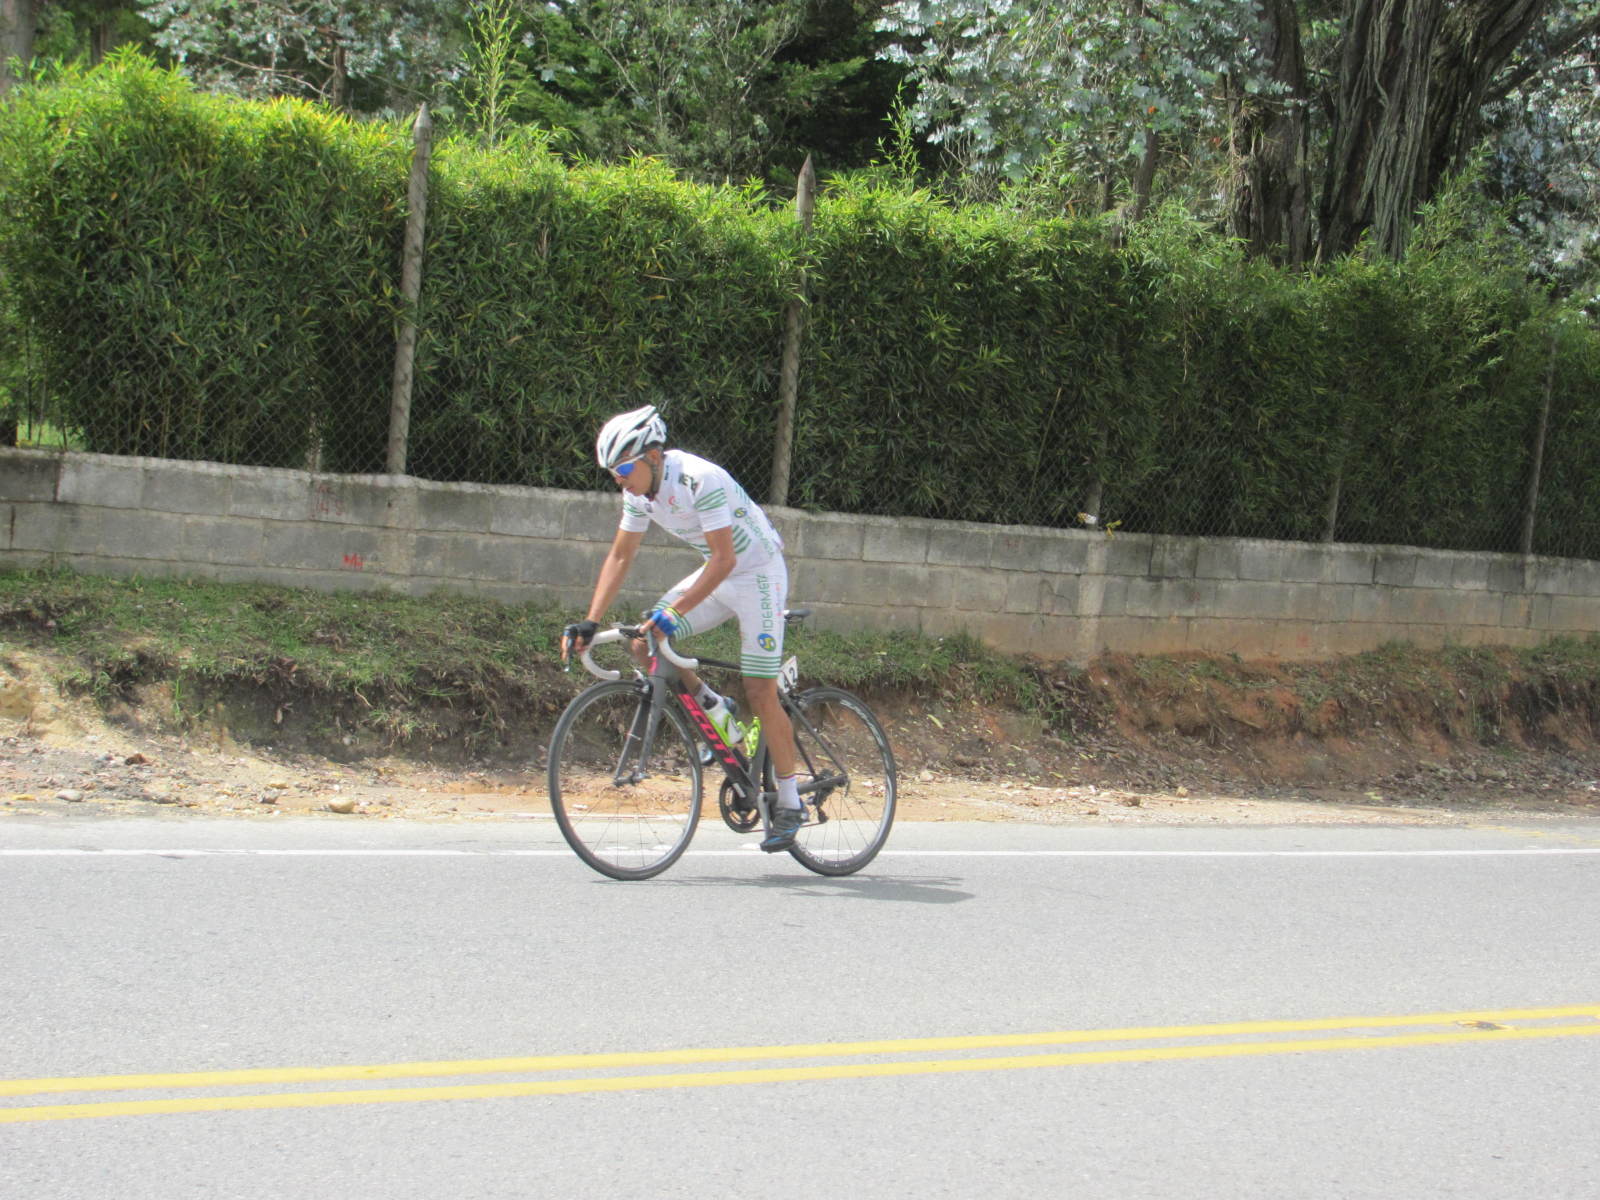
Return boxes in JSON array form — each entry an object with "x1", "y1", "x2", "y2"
[{"x1": 548, "y1": 610, "x2": 896, "y2": 880}]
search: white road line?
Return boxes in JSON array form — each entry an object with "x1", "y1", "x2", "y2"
[{"x1": 1, "y1": 848, "x2": 1599, "y2": 858}]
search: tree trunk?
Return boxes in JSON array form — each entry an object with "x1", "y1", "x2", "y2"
[
  {"x1": 1131, "y1": 129, "x2": 1160, "y2": 222},
  {"x1": 769, "y1": 155, "x2": 815, "y2": 508},
  {"x1": 1229, "y1": 0, "x2": 1311, "y2": 266},
  {"x1": 91, "y1": 18, "x2": 114, "y2": 65},
  {"x1": 1318, "y1": 0, "x2": 1548, "y2": 261},
  {"x1": 387, "y1": 104, "x2": 433, "y2": 476},
  {"x1": 1421, "y1": 0, "x2": 1547, "y2": 196},
  {"x1": 0, "y1": 0, "x2": 37, "y2": 96},
  {"x1": 1318, "y1": 0, "x2": 1444, "y2": 259},
  {"x1": 328, "y1": 44, "x2": 348, "y2": 109},
  {"x1": 1519, "y1": 333, "x2": 1558, "y2": 556}
]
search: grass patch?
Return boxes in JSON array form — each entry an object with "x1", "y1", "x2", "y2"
[
  {"x1": 0, "y1": 568, "x2": 569, "y2": 750},
  {"x1": 0, "y1": 567, "x2": 1073, "y2": 752},
  {"x1": 0, "y1": 567, "x2": 561, "y2": 695},
  {"x1": 6, "y1": 567, "x2": 1597, "y2": 759}
]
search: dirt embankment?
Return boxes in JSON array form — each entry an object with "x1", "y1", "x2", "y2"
[{"x1": 3, "y1": 643, "x2": 1600, "y2": 827}]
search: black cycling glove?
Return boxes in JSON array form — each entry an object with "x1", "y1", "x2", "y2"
[{"x1": 562, "y1": 619, "x2": 599, "y2": 655}]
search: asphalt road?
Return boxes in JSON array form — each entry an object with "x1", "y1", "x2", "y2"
[{"x1": 3, "y1": 813, "x2": 1599, "y2": 1199}]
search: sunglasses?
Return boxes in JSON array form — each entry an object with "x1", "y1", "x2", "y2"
[{"x1": 611, "y1": 454, "x2": 648, "y2": 478}]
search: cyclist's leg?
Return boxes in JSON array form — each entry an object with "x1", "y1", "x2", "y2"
[
  {"x1": 713, "y1": 562, "x2": 791, "y2": 754},
  {"x1": 647, "y1": 569, "x2": 734, "y2": 693},
  {"x1": 743, "y1": 680, "x2": 794, "y2": 775},
  {"x1": 721, "y1": 564, "x2": 806, "y2": 849}
]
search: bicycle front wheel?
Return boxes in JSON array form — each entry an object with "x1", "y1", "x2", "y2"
[
  {"x1": 785, "y1": 686, "x2": 896, "y2": 876},
  {"x1": 547, "y1": 681, "x2": 703, "y2": 880}
]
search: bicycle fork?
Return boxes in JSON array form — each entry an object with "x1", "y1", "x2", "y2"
[{"x1": 611, "y1": 679, "x2": 672, "y2": 786}]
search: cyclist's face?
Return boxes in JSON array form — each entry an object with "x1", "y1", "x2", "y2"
[{"x1": 611, "y1": 449, "x2": 656, "y2": 494}]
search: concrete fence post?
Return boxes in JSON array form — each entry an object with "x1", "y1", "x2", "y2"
[
  {"x1": 1520, "y1": 331, "x2": 1558, "y2": 557},
  {"x1": 387, "y1": 103, "x2": 433, "y2": 476},
  {"x1": 769, "y1": 154, "x2": 815, "y2": 508}
]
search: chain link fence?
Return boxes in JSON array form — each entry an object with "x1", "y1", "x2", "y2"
[
  {"x1": 9, "y1": 297, "x2": 1597, "y2": 563},
  {"x1": 2, "y1": 88, "x2": 1597, "y2": 563}
]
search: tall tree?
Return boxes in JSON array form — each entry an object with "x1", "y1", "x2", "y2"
[
  {"x1": 564, "y1": 0, "x2": 830, "y2": 181},
  {"x1": 1317, "y1": 0, "x2": 1549, "y2": 259},
  {"x1": 882, "y1": 0, "x2": 1597, "y2": 264},
  {"x1": 136, "y1": 0, "x2": 458, "y2": 110},
  {"x1": 1227, "y1": 0, "x2": 1311, "y2": 263},
  {"x1": 1, "y1": 0, "x2": 39, "y2": 94},
  {"x1": 29, "y1": 1, "x2": 153, "y2": 67},
  {"x1": 877, "y1": 0, "x2": 1268, "y2": 209},
  {"x1": 1481, "y1": 6, "x2": 1600, "y2": 290},
  {"x1": 768, "y1": 0, "x2": 905, "y2": 178}
]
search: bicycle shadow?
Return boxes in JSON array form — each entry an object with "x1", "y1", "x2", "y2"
[{"x1": 655, "y1": 873, "x2": 975, "y2": 905}]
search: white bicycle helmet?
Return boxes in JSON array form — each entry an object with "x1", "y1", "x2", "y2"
[{"x1": 595, "y1": 404, "x2": 668, "y2": 471}]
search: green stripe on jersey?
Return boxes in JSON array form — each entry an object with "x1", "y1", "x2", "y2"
[{"x1": 695, "y1": 488, "x2": 726, "y2": 511}]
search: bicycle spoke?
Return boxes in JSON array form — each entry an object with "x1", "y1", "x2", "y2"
[
  {"x1": 784, "y1": 687, "x2": 896, "y2": 876},
  {"x1": 549, "y1": 682, "x2": 702, "y2": 880}
]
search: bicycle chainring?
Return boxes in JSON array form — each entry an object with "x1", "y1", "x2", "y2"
[{"x1": 718, "y1": 779, "x2": 760, "y2": 833}]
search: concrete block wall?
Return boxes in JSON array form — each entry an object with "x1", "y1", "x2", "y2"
[{"x1": 4, "y1": 448, "x2": 1598, "y2": 663}]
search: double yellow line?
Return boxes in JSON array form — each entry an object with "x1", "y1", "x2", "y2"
[{"x1": 5, "y1": 1006, "x2": 1599, "y2": 1124}]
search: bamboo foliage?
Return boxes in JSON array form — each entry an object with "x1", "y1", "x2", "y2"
[
  {"x1": 0, "y1": 55, "x2": 405, "y2": 468},
  {"x1": 2, "y1": 57, "x2": 1598, "y2": 560}
]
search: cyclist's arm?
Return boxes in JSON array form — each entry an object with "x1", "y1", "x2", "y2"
[{"x1": 584, "y1": 526, "x2": 646, "y2": 622}]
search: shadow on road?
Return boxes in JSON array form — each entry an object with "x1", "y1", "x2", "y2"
[{"x1": 654, "y1": 873, "x2": 975, "y2": 904}]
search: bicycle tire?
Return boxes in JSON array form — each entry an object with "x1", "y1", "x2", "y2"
[
  {"x1": 784, "y1": 686, "x2": 896, "y2": 876},
  {"x1": 547, "y1": 680, "x2": 703, "y2": 880}
]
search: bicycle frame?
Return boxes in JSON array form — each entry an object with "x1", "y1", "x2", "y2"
[
  {"x1": 580, "y1": 626, "x2": 852, "y2": 828},
  {"x1": 582, "y1": 626, "x2": 780, "y2": 832}
]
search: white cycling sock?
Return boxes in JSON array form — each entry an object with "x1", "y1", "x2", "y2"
[
  {"x1": 696, "y1": 682, "x2": 721, "y2": 707},
  {"x1": 776, "y1": 773, "x2": 801, "y2": 811}
]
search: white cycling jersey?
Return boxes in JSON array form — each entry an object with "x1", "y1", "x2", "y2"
[{"x1": 619, "y1": 449, "x2": 784, "y2": 571}]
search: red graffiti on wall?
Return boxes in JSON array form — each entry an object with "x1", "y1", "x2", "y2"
[
  {"x1": 342, "y1": 553, "x2": 365, "y2": 571},
  {"x1": 312, "y1": 483, "x2": 346, "y2": 519}
]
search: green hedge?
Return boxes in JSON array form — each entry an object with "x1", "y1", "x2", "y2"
[
  {"x1": 2, "y1": 57, "x2": 1599, "y2": 560},
  {"x1": 407, "y1": 138, "x2": 796, "y2": 488},
  {"x1": 1115, "y1": 217, "x2": 1552, "y2": 552},
  {"x1": 792, "y1": 179, "x2": 1146, "y2": 526},
  {"x1": 0, "y1": 56, "x2": 405, "y2": 468}
]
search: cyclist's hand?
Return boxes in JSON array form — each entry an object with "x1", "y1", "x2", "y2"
[
  {"x1": 561, "y1": 619, "x2": 599, "y2": 661},
  {"x1": 641, "y1": 604, "x2": 683, "y2": 640}
]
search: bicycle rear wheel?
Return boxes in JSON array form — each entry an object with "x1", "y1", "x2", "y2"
[
  {"x1": 784, "y1": 686, "x2": 896, "y2": 876},
  {"x1": 547, "y1": 681, "x2": 703, "y2": 880}
]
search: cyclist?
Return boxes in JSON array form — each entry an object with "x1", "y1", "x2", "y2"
[{"x1": 560, "y1": 404, "x2": 806, "y2": 852}]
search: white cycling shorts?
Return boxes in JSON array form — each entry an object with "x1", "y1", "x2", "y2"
[{"x1": 659, "y1": 561, "x2": 788, "y2": 679}]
